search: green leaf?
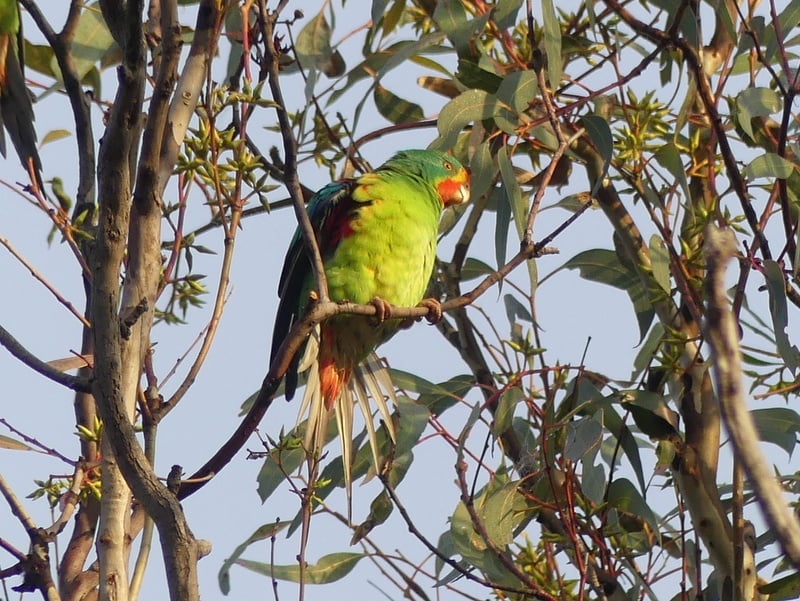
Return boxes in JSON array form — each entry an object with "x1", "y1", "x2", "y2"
[
  {"x1": 294, "y1": 8, "x2": 346, "y2": 77},
  {"x1": 751, "y1": 407, "x2": 800, "y2": 456},
  {"x1": 456, "y1": 59, "x2": 504, "y2": 93},
  {"x1": 580, "y1": 114, "x2": 613, "y2": 165},
  {"x1": 218, "y1": 521, "x2": 290, "y2": 594},
  {"x1": 601, "y1": 402, "x2": 647, "y2": 492},
  {"x1": 255, "y1": 440, "x2": 305, "y2": 502},
  {"x1": 48, "y1": 2, "x2": 116, "y2": 88},
  {"x1": 493, "y1": 0, "x2": 524, "y2": 30},
  {"x1": 493, "y1": 186, "x2": 510, "y2": 271},
  {"x1": 563, "y1": 248, "x2": 654, "y2": 341},
  {"x1": 496, "y1": 71, "x2": 539, "y2": 114},
  {"x1": 493, "y1": 386, "x2": 522, "y2": 436},
  {"x1": 735, "y1": 87, "x2": 781, "y2": 141},
  {"x1": 759, "y1": 569, "x2": 800, "y2": 600},
  {"x1": 743, "y1": 153, "x2": 796, "y2": 180},
  {"x1": 607, "y1": 477, "x2": 659, "y2": 536},
  {"x1": 434, "y1": 0, "x2": 490, "y2": 57},
  {"x1": 778, "y1": 0, "x2": 800, "y2": 40},
  {"x1": 618, "y1": 390, "x2": 679, "y2": 440},
  {"x1": 503, "y1": 293, "x2": 532, "y2": 326},
  {"x1": 236, "y1": 552, "x2": 364, "y2": 584},
  {"x1": 649, "y1": 235, "x2": 671, "y2": 294},
  {"x1": 393, "y1": 396, "x2": 431, "y2": 460},
  {"x1": 541, "y1": 0, "x2": 562, "y2": 88},
  {"x1": 653, "y1": 142, "x2": 690, "y2": 207},
  {"x1": 391, "y1": 371, "x2": 474, "y2": 416},
  {"x1": 469, "y1": 141, "x2": 497, "y2": 202},
  {"x1": 763, "y1": 260, "x2": 800, "y2": 373},
  {"x1": 461, "y1": 257, "x2": 495, "y2": 282},
  {"x1": 435, "y1": 89, "x2": 499, "y2": 150},
  {"x1": 373, "y1": 84, "x2": 424, "y2": 124},
  {"x1": 564, "y1": 415, "x2": 603, "y2": 462}
]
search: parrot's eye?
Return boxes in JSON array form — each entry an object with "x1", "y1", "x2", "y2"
[{"x1": 443, "y1": 161, "x2": 453, "y2": 171}]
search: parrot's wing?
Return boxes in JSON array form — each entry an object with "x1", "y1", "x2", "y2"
[{"x1": 271, "y1": 180, "x2": 356, "y2": 398}]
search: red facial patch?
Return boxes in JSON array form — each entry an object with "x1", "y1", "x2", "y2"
[{"x1": 437, "y1": 169, "x2": 470, "y2": 207}]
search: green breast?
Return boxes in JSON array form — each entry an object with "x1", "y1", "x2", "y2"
[{"x1": 321, "y1": 172, "x2": 442, "y2": 363}]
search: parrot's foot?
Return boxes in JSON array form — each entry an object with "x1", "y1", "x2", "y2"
[
  {"x1": 418, "y1": 298, "x2": 443, "y2": 324},
  {"x1": 399, "y1": 297, "x2": 442, "y2": 329},
  {"x1": 369, "y1": 296, "x2": 393, "y2": 324}
]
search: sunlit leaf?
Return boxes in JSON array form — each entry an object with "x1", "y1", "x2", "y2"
[
  {"x1": 236, "y1": 552, "x2": 364, "y2": 584},
  {"x1": 41, "y1": 129, "x2": 71, "y2": 146}
]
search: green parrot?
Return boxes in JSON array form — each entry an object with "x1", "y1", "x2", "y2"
[
  {"x1": 271, "y1": 149, "x2": 470, "y2": 489},
  {"x1": 0, "y1": 0, "x2": 43, "y2": 193}
]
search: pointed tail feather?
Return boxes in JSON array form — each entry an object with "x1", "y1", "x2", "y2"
[{"x1": 294, "y1": 341, "x2": 399, "y2": 504}]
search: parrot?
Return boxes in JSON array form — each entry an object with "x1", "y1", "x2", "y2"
[
  {"x1": 0, "y1": 0, "x2": 43, "y2": 194},
  {"x1": 271, "y1": 149, "x2": 470, "y2": 492}
]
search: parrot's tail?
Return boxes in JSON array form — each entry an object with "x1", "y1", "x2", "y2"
[{"x1": 295, "y1": 326, "x2": 397, "y2": 501}]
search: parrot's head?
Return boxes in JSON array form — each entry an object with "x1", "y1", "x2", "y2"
[{"x1": 386, "y1": 149, "x2": 470, "y2": 209}]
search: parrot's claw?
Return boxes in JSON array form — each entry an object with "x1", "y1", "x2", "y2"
[
  {"x1": 418, "y1": 298, "x2": 443, "y2": 324},
  {"x1": 369, "y1": 296, "x2": 393, "y2": 324}
]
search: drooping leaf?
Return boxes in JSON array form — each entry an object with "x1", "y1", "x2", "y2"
[
  {"x1": 41, "y1": 129, "x2": 71, "y2": 146},
  {"x1": 255, "y1": 438, "x2": 305, "y2": 502},
  {"x1": 236, "y1": 552, "x2": 364, "y2": 584},
  {"x1": 218, "y1": 521, "x2": 291, "y2": 594},
  {"x1": 541, "y1": 0, "x2": 562, "y2": 88},
  {"x1": 493, "y1": 186, "x2": 510, "y2": 271},
  {"x1": 763, "y1": 260, "x2": 800, "y2": 373},
  {"x1": 563, "y1": 248, "x2": 654, "y2": 341},
  {"x1": 47, "y1": 2, "x2": 116, "y2": 92}
]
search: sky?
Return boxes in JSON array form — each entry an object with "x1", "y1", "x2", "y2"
[{"x1": 3, "y1": 1, "x2": 791, "y2": 600}]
